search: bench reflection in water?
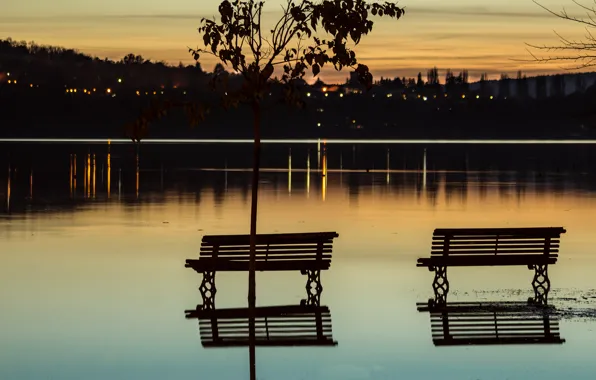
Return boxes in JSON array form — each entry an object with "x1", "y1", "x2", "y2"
[
  {"x1": 417, "y1": 301, "x2": 566, "y2": 346},
  {"x1": 185, "y1": 304, "x2": 338, "y2": 347}
]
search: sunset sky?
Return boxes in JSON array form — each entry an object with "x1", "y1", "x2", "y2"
[{"x1": 1, "y1": 0, "x2": 593, "y2": 82}]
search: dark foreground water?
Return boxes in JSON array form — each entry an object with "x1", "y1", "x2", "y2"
[{"x1": 1, "y1": 140, "x2": 596, "y2": 380}]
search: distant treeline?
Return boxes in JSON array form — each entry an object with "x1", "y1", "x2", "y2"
[{"x1": 3, "y1": 37, "x2": 596, "y2": 140}]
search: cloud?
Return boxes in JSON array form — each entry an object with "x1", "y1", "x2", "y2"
[
  {"x1": 362, "y1": 54, "x2": 527, "y2": 62},
  {"x1": 406, "y1": 5, "x2": 574, "y2": 20}
]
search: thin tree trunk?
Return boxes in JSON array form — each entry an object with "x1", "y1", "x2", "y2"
[{"x1": 248, "y1": 99, "x2": 261, "y2": 380}]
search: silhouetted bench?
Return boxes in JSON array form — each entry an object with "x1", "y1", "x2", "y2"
[
  {"x1": 417, "y1": 301, "x2": 565, "y2": 346},
  {"x1": 417, "y1": 227, "x2": 566, "y2": 304},
  {"x1": 186, "y1": 232, "x2": 339, "y2": 307},
  {"x1": 185, "y1": 304, "x2": 337, "y2": 347}
]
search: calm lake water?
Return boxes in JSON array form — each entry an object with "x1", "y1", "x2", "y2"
[{"x1": 1, "y1": 140, "x2": 596, "y2": 380}]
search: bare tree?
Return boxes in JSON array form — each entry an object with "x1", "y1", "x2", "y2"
[{"x1": 527, "y1": 0, "x2": 596, "y2": 68}]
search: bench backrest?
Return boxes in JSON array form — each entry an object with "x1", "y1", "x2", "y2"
[
  {"x1": 431, "y1": 227, "x2": 566, "y2": 258},
  {"x1": 200, "y1": 232, "x2": 339, "y2": 262},
  {"x1": 426, "y1": 304, "x2": 564, "y2": 346},
  {"x1": 186, "y1": 305, "x2": 337, "y2": 347}
]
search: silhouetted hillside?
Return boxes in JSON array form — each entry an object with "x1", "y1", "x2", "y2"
[{"x1": 3, "y1": 38, "x2": 596, "y2": 139}]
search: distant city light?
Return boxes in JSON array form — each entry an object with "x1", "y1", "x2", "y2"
[
  {"x1": 30, "y1": 84, "x2": 33, "y2": 88},
  {"x1": 461, "y1": 94, "x2": 465, "y2": 99},
  {"x1": 161, "y1": 91, "x2": 164, "y2": 95},
  {"x1": 322, "y1": 87, "x2": 328, "y2": 92},
  {"x1": 93, "y1": 88, "x2": 96, "y2": 92},
  {"x1": 153, "y1": 91, "x2": 156, "y2": 95},
  {"x1": 444, "y1": 93, "x2": 448, "y2": 97},
  {"x1": 136, "y1": 90, "x2": 140, "y2": 96},
  {"x1": 324, "y1": 93, "x2": 328, "y2": 97},
  {"x1": 339, "y1": 93, "x2": 344, "y2": 98},
  {"x1": 490, "y1": 95, "x2": 494, "y2": 100},
  {"x1": 6, "y1": 72, "x2": 10, "y2": 76},
  {"x1": 73, "y1": 89, "x2": 77, "y2": 93},
  {"x1": 306, "y1": 92, "x2": 311, "y2": 97},
  {"x1": 476, "y1": 95, "x2": 480, "y2": 99},
  {"x1": 7, "y1": 80, "x2": 11, "y2": 84},
  {"x1": 352, "y1": 119, "x2": 356, "y2": 124},
  {"x1": 106, "y1": 88, "x2": 112, "y2": 94},
  {"x1": 118, "y1": 78, "x2": 122, "y2": 83},
  {"x1": 386, "y1": 93, "x2": 393, "y2": 98},
  {"x1": 13, "y1": 80, "x2": 17, "y2": 84},
  {"x1": 317, "y1": 122, "x2": 321, "y2": 127},
  {"x1": 183, "y1": 91, "x2": 187, "y2": 95},
  {"x1": 423, "y1": 96, "x2": 428, "y2": 101}
]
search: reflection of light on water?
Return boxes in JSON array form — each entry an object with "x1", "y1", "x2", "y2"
[
  {"x1": 306, "y1": 151, "x2": 310, "y2": 198},
  {"x1": 6, "y1": 165, "x2": 10, "y2": 212},
  {"x1": 422, "y1": 149, "x2": 427, "y2": 192},
  {"x1": 317, "y1": 139, "x2": 321, "y2": 170},
  {"x1": 29, "y1": 170, "x2": 33, "y2": 199},
  {"x1": 92, "y1": 154, "x2": 96, "y2": 199},
  {"x1": 84, "y1": 154, "x2": 89, "y2": 198},
  {"x1": 136, "y1": 153, "x2": 140, "y2": 198},
  {"x1": 386, "y1": 149, "x2": 390, "y2": 185},
  {"x1": 73, "y1": 154, "x2": 77, "y2": 195},
  {"x1": 69, "y1": 155, "x2": 73, "y2": 197},
  {"x1": 107, "y1": 153, "x2": 111, "y2": 199},
  {"x1": 288, "y1": 148, "x2": 292, "y2": 194},
  {"x1": 322, "y1": 151, "x2": 327, "y2": 201}
]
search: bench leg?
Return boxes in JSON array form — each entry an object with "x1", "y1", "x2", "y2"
[
  {"x1": 530, "y1": 264, "x2": 550, "y2": 305},
  {"x1": 431, "y1": 266, "x2": 449, "y2": 306},
  {"x1": 302, "y1": 270, "x2": 322, "y2": 306},
  {"x1": 199, "y1": 271, "x2": 217, "y2": 310}
]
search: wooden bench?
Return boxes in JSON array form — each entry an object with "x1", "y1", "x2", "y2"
[
  {"x1": 417, "y1": 301, "x2": 565, "y2": 346},
  {"x1": 186, "y1": 232, "x2": 339, "y2": 307},
  {"x1": 417, "y1": 227, "x2": 566, "y2": 304},
  {"x1": 184, "y1": 304, "x2": 338, "y2": 347}
]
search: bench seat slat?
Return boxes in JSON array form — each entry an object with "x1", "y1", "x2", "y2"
[
  {"x1": 202, "y1": 341, "x2": 337, "y2": 347},
  {"x1": 433, "y1": 338, "x2": 563, "y2": 346},
  {"x1": 202, "y1": 232, "x2": 338, "y2": 245},
  {"x1": 186, "y1": 259, "x2": 331, "y2": 271},
  {"x1": 433, "y1": 227, "x2": 566, "y2": 235},
  {"x1": 417, "y1": 255, "x2": 557, "y2": 267},
  {"x1": 201, "y1": 244, "x2": 333, "y2": 251},
  {"x1": 432, "y1": 240, "x2": 559, "y2": 246},
  {"x1": 430, "y1": 249, "x2": 559, "y2": 254},
  {"x1": 198, "y1": 255, "x2": 332, "y2": 261},
  {"x1": 200, "y1": 249, "x2": 332, "y2": 257}
]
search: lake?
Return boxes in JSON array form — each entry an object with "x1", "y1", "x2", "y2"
[{"x1": 1, "y1": 140, "x2": 596, "y2": 380}]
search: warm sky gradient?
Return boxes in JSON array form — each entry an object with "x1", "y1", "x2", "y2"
[{"x1": 1, "y1": 0, "x2": 594, "y2": 82}]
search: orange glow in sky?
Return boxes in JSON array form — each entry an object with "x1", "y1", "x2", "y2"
[{"x1": 0, "y1": 0, "x2": 592, "y2": 82}]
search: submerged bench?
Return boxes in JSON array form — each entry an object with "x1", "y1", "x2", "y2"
[
  {"x1": 186, "y1": 232, "x2": 339, "y2": 307},
  {"x1": 185, "y1": 304, "x2": 337, "y2": 347},
  {"x1": 417, "y1": 301, "x2": 565, "y2": 346},
  {"x1": 417, "y1": 227, "x2": 566, "y2": 304}
]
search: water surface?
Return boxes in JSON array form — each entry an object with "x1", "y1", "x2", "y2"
[{"x1": 1, "y1": 141, "x2": 595, "y2": 380}]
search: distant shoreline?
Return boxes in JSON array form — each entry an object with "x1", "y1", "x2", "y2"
[{"x1": 2, "y1": 138, "x2": 596, "y2": 144}]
